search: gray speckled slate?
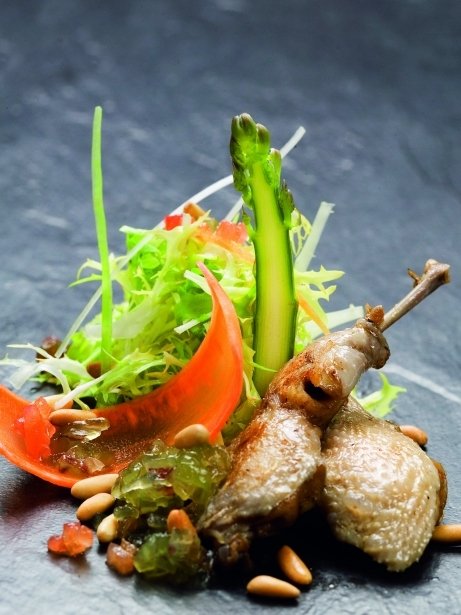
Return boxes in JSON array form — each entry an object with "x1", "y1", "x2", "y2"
[{"x1": 1, "y1": 1, "x2": 460, "y2": 614}]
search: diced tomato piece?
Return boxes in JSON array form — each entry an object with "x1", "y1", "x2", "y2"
[
  {"x1": 47, "y1": 535, "x2": 67, "y2": 555},
  {"x1": 106, "y1": 542, "x2": 135, "y2": 576},
  {"x1": 164, "y1": 214, "x2": 183, "y2": 230},
  {"x1": 48, "y1": 521, "x2": 94, "y2": 557},
  {"x1": 14, "y1": 397, "x2": 55, "y2": 460},
  {"x1": 215, "y1": 220, "x2": 248, "y2": 244}
]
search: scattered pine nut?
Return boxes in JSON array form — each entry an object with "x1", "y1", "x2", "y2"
[
  {"x1": 246, "y1": 575, "x2": 300, "y2": 599},
  {"x1": 173, "y1": 424, "x2": 210, "y2": 448},
  {"x1": 49, "y1": 408, "x2": 98, "y2": 426},
  {"x1": 76, "y1": 493, "x2": 115, "y2": 522},
  {"x1": 44, "y1": 394, "x2": 73, "y2": 410},
  {"x1": 183, "y1": 202, "x2": 206, "y2": 220},
  {"x1": 166, "y1": 509, "x2": 196, "y2": 533},
  {"x1": 432, "y1": 524, "x2": 461, "y2": 543},
  {"x1": 97, "y1": 514, "x2": 119, "y2": 543},
  {"x1": 214, "y1": 431, "x2": 225, "y2": 446},
  {"x1": 400, "y1": 424, "x2": 428, "y2": 446},
  {"x1": 277, "y1": 545, "x2": 312, "y2": 585},
  {"x1": 71, "y1": 474, "x2": 119, "y2": 500}
]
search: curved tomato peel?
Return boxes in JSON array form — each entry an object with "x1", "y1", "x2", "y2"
[{"x1": 0, "y1": 263, "x2": 244, "y2": 487}]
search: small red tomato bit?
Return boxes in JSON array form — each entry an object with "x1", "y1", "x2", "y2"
[
  {"x1": 163, "y1": 214, "x2": 183, "y2": 230},
  {"x1": 47, "y1": 521, "x2": 94, "y2": 557},
  {"x1": 14, "y1": 397, "x2": 56, "y2": 460},
  {"x1": 215, "y1": 220, "x2": 248, "y2": 244}
]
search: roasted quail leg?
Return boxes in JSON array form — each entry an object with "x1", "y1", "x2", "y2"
[
  {"x1": 200, "y1": 260, "x2": 450, "y2": 567},
  {"x1": 321, "y1": 397, "x2": 447, "y2": 571},
  {"x1": 199, "y1": 319, "x2": 390, "y2": 562}
]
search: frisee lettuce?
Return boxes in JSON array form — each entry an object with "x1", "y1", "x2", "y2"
[
  {"x1": 357, "y1": 373, "x2": 406, "y2": 418},
  {"x1": 0, "y1": 115, "x2": 402, "y2": 425}
]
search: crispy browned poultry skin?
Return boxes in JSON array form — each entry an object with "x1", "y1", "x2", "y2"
[
  {"x1": 321, "y1": 397, "x2": 446, "y2": 571},
  {"x1": 200, "y1": 261, "x2": 450, "y2": 568},
  {"x1": 198, "y1": 319, "x2": 390, "y2": 563}
]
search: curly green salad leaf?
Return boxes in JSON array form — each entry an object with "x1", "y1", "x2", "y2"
[
  {"x1": 357, "y1": 373, "x2": 406, "y2": 418},
  {"x1": 1, "y1": 112, "x2": 401, "y2": 426}
]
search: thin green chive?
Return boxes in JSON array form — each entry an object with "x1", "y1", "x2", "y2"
[{"x1": 91, "y1": 105, "x2": 113, "y2": 374}]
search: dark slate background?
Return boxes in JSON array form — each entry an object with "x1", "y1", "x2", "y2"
[{"x1": 1, "y1": 1, "x2": 460, "y2": 614}]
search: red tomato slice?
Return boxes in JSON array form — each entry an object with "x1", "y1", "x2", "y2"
[{"x1": 0, "y1": 263, "x2": 243, "y2": 487}]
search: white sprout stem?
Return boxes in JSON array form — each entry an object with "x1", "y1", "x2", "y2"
[
  {"x1": 295, "y1": 201, "x2": 334, "y2": 271},
  {"x1": 305, "y1": 304, "x2": 364, "y2": 339},
  {"x1": 224, "y1": 197, "x2": 244, "y2": 222},
  {"x1": 55, "y1": 289, "x2": 102, "y2": 358},
  {"x1": 56, "y1": 127, "x2": 306, "y2": 358},
  {"x1": 279, "y1": 126, "x2": 307, "y2": 158},
  {"x1": 54, "y1": 372, "x2": 107, "y2": 409},
  {"x1": 153, "y1": 174, "x2": 235, "y2": 229}
]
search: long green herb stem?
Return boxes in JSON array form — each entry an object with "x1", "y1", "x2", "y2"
[{"x1": 91, "y1": 106, "x2": 113, "y2": 374}]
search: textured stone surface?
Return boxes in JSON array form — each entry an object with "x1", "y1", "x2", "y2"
[{"x1": 0, "y1": 1, "x2": 460, "y2": 613}]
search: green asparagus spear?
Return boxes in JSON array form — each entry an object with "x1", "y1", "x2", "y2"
[{"x1": 230, "y1": 113, "x2": 298, "y2": 395}]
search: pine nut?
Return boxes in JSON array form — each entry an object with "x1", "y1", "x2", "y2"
[
  {"x1": 183, "y1": 202, "x2": 206, "y2": 220},
  {"x1": 214, "y1": 431, "x2": 225, "y2": 446},
  {"x1": 400, "y1": 424, "x2": 428, "y2": 446},
  {"x1": 76, "y1": 493, "x2": 115, "y2": 521},
  {"x1": 277, "y1": 545, "x2": 312, "y2": 585},
  {"x1": 49, "y1": 408, "x2": 98, "y2": 426},
  {"x1": 173, "y1": 424, "x2": 210, "y2": 448},
  {"x1": 246, "y1": 575, "x2": 300, "y2": 599},
  {"x1": 97, "y1": 514, "x2": 119, "y2": 543},
  {"x1": 71, "y1": 474, "x2": 119, "y2": 500},
  {"x1": 44, "y1": 394, "x2": 73, "y2": 410},
  {"x1": 432, "y1": 524, "x2": 461, "y2": 543},
  {"x1": 167, "y1": 509, "x2": 196, "y2": 533}
]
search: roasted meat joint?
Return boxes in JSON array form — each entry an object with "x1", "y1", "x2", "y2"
[{"x1": 200, "y1": 259, "x2": 450, "y2": 572}]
